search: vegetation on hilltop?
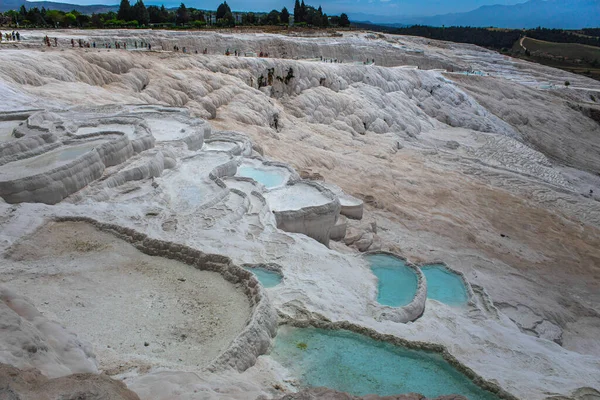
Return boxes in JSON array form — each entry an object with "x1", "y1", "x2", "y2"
[
  {"x1": 0, "y1": 1, "x2": 350, "y2": 29},
  {"x1": 514, "y1": 36, "x2": 600, "y2": 80},
  {"x1": 353, "y1": 24, "x2": 600, "y2": 49}
]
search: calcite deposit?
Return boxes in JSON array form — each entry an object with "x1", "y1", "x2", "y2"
[{"x1": 0, "y1": 29, "x2": 599, "y2": 400}]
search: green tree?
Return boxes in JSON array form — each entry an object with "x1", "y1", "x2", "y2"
[
  {"x1": 316, "y1": 5, "x2": 323, "y2": 26},
  {"x1": 76, "y1": 13, "x2": 90, "y2": 26},
  {"x1": 222, "y1": 10, "x2": 234, "y2": 26},
  {"x1": 280, "y1": 6, "x2": 289, "y2": 24},
  {"x1": 45, "y1": 9, "x2": 64, "y2": 26},
  {"x1": 243, "y1": 12, "x2": 256, "y2": 24},
  {"x1": 148, "y1": 5, "x2": 171, "y2": 23},
  {"x1": 117, "y1": 0, "x2": 132, "y2": 21},
  {"x1": 64, "y1": 12, "x2": 76, "y2": 26},
  {"x1": 339, "y1": 12, "x2": 350, "y2": 27},
  {"x1": 216, "y1": 2, "x2": 232, "y2": 19},
  {"x1": 190, "y1": 8, "x2": 205, "y2": 22},
  {"x1": 266, "y1": 10, "x2": 279, "y2": 24},
  {"x1": 176, "y1": 3, "x2": 190, "y2": 25},
  {"x1": 131, "y1": 0, "x2": 149, "y2": 25},
  {"x1": 147, "y1": 5, "x2": 160, "y2": 23},
  {"x1": 300, "y1": 0, "x2": 307, "y2": 22},
  {"x1": 160, "y1": 5, "x2": 171, "y2": 22},
  {"x1": 293, "y1": 0, "x2": 301, "y2": 22},
  {"x1": 26, "y1": 7, "x2": 45, "y2": 25},
  {"x1": 91, "y1": 13, "x2": 104, "y2": 27}
]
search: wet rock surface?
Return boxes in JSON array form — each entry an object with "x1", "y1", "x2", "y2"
[{"x1": 276, "y1": 387, "x2": 467, "y2": 400}]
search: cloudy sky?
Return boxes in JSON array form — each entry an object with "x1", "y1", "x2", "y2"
[{"x1": 27, "y1": 0, "x2": 528, "y2": 17}]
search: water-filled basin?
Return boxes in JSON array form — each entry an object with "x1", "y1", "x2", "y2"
[
  {"x1": 204, "y1": 141, "x2": 238, "y2": 152},
  {"x1": 270, "y1": 326, "x2": 499, "y2": 399},
  {"x1": 366, "y1": 254, "x2": 418, "y2": 307},
  {"x1": 237, "y1": 165, "x2": 286, "y2": 189},
  {"x1": 244, "y1": 267, "x2": 282, "y2": 288},
  {"x1": 145, "y1": 118, "x2": 190, "y2": 141},
  {"x1": 75, "y1": 124, "x2": 135, "y2": 137},
  {"x1": 421, "y1": 265, "x2": 469, "y2": 306},
  {"x1": 0, "y1": 140, "x2": 106, "y2": 180}
]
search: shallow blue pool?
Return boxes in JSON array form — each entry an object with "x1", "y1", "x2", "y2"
[
  {"x1": 366, "y1": 254, "x2": 418, "y2": 307},
  {"x1": 237, "y1": 166, "x2": 285, "y2": 188},
  {"x1": 421, "y1": 265, "x2": 469, "y2": 306},
  {"x1": 244, "y1": 267, "x2": 282, "y2": 288},
  {"x1": 271, "y1": 327, "x2": 499, "y2": 399}
]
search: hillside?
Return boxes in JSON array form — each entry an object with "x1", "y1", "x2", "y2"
[
  {"x1": 0, "y1": 0, "x2": 117, "y2": 14},
  {"x1": 513, "y1": 36, "x2": 600, "y2": 79},
  {"x1": 355, "y1": 0, "x2": 600, "y2": 29}
]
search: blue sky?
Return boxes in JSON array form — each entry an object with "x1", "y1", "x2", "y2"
[{"x1": 27, "y1": 0, "x2": 528, "y2": 17}]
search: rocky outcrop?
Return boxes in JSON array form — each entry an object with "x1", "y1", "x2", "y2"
[
  {"x1": 344, "y1": 221, "x2": 381, "y2": 252},
  {"x1": 329, "y1": 214, "x2": 348, "y2": 241},
  {"x1": 267, "y1": 181, "x2": 341, "y2": 247},
  {"x1": 0, "y1": 363, "x2": 140, "y2": 400}
]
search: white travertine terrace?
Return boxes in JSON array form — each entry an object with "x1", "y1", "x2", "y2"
[
  {"x1": 364, "y1": 251, "x2": 428, "y2": 323},
  {"x1": 0, "y1": 29, "x2": 599, "y2": 400},
  {"x1": 237, "y1": 157, "x2": 295, "y2": 189},
  {"x1": 320, "y1": 181, "x2": 364, "y2": 220},
  {"x1": 265, "y1": 181, "x2": 341, "y2": 246}
]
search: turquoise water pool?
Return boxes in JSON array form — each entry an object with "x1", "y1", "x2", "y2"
[
  {"x1": 237, "y1": 166, "x2": 285, "y2": 188},
  {"x1": 366, "y1": 254, "x2": 418, "y2": 307},
  {"x1": 244, "y1": 267, "x2": 282, "y2": 288},
  {"x1": 421, "y1": 265, "x2": 469, "y2": 306},
  {"x1": 271, "y1": 327, "x2": 499, "y2": 399}
]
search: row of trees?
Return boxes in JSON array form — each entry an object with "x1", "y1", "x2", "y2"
[
  {"x1": 2, "y1": 6, "x2": 93, "y2": 27},
  {"x1": 1, "y1": 1, "x2": 351, "y2": 29},
  {"x1": 293, "y1": 0, "x2": 349, "y2": 27},
  {"x1": 117, "y1": 0, "x2": 150, "y2": 26}
]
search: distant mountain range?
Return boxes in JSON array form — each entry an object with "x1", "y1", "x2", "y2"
[
  {"x1": 2, "y1": 0, "x2": 599, "y2": 29},
  {"x1": 350, "y1": 0, "x2": 600, "y2": 29},
  {"x1": 0, "y1": 0, "x2": 117, "y2": 14}
]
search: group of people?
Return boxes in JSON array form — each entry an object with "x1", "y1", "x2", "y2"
[
  {"x1": 40, "y1": 36, "x2": 152, "y2": 51},
  {"x1": 2, "y1": 31, "x2": 21, "y2": 41},
  {"x1": 321, "y1": 56, "x2": 342, "y2": 63},
  {"x1": 43, "y1": 36, "x2": 57, "y2": 47},
  {"x1": 105, "y1": 40, "x2": 151, "y2": 50}
]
